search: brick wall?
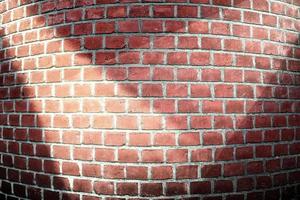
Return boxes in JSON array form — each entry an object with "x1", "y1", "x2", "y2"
[{"x1": 0, "y1": 0, "x2": 299, "y2": 199}]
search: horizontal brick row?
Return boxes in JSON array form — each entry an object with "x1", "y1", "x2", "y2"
[
  {"x1": 2, "y1": 19, "x2": 300, "y2": 43},
  {"x1": 0, "y1": 83, "x2": 299, "y2": 100},
  {"x1": 2, "y1": 36, "x2": 300, "y2": 59},
  {"x1": 1, "y1": 98, "x2": 300, "y2": 113},
  {"x1": 0, "y1": 113, "x2": 299, "y2": 129},
  {"x1": 1, "y1": 52, "x2": 299, "y2": 72},
  {"x1": 1, "y1": 65, "x2": 300, "y2": 84},
  {"x1": 1, "y1": 2, "x2": 299, "y2": 26},
  {"x1": 1, "y1": 171, "x2": 300, "y2": 199},
  {"x1": 2, "y1": 141, "x2": 300, "y2": 161},
  {"x1": 1, "y1": 127, "x2": 299, "y2": 144}
]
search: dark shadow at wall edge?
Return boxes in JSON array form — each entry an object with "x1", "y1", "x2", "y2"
[{"x1": 0, "y1": 0, "x2": 299, "y2": 200}]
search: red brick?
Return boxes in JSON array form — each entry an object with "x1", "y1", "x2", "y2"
[
  {"x1": 253, "y1": 0, "x2": 269, "y2": 11},
  {"x1": 214, "y1": 53, "x2": 233, "y2": 66},
  {"x1": 129, "y1": 5, "x2": 150, "y2": 17},
  {"x1": 236, "y1": 146, "x2": 254, "y2": 159},
  {"x1": 256, "y1": 145, "x2": 272, "y2": 158},
  {"x1": 178, "y1": 100, "x2": 199, "y2": 113},
  {"x1": 211, "y1": 22, "x2": 230, "y2": 35},
  {"x1": 94, "y1": 182, "x2": 114, "y2": 195},
  {"x1": 128, "y1": 99, "x2": 150, "y2": 113},
  {"x1": 177, "y1": 5, "x2": 198, "y2": 17},
  {"x1": 107, "y1": 6, "x2": 126, "y2": 18},
  {"x1": 93, "y1": 116, "x2": 113, "y2": 129},
  {"x1": 166, "y1": 83, "x2": 188, "y2": 97},
  {"x1": 104, "y1": 132, "x2": 125, "y2": 146},
  {"x1": 62, "y1": 162, "x2": 80, "y2": 176},
  {"x1": 202, "y1": 69, "x2": 221, "y2": 81},
  {"x1": 143, "y1": 52, "x2": 164, "y2": 64},
  {"x1": 165, "y1": 21, "x2": 186, "y2": 33},
  {"x1": 215, "y1": 147, "x2": 234, "y2": 161},
  {"x1": 226, "y1": 101, "x2": 244, "y2": 113},
  {"x1": 53, "y1": 177, "x2": 70, "y2": 191},
  {"x1": 142, "y1": 20, "x2": 163, "y2": 32},
  {"x1": 95, "y1": 22, "x2": 115, "y2": 33},
  {"x1": 95, "y1": 148, "x2": 115, "y2": 161},
  {"x1": 167, "y1": 52, "x2": 187, "y2": 65},
  {"x1": 153, "y1": 5, "x2": 174, "y2": 17},
  {"x1": 127, "y1": 166, "x2": 148, "y2": 179},
  {"x1": 83, "y1": 36, "x2": 102, "y2": 50},
  {"x1": 129, "y1": 133, "x2": 151, "y2": 146},
  {"x1": 105, "y1": 99, "x2": 125, "y2": 113},
  {"x1": 190, "y1": 181, "x2": 211, "y2": 194},
  {"x1": 202, "y1": 100, "x2": 223, "y2": 113},
  {"x1": 191, "y1": 116, "x2": 211, "y2": 129},
  {"x1": 201, "y1": 164, "x2": 221, "y2": 178},
  {"x1": 215, "y1": 116, "x2": 234, "y2": 129},
  {"x1": 73, "y1": 147, "x2": 93, "y2": 161},
  {"x1": 154, "y1": 133, "x2": 176, "y2": 146},
  {"x1": 236, "y1": 55, "x2": 253, "y2": 67},
  {"x1": 154, "y1": 36, "x2": 175, "y2": 48},
  {"x1": 85, "y1": 8, "x2": 104, "y2": 19},
  {"x1": 66, "y1": 9, "x2": 82, "y2": 22},
  {"x1": 103, "y1": 165, "x2": 125, "y2": 179},
  {"x1": 142, "y1": 84, "x2": 163, "y2": 97},
  {"x1": 118, "y1": 149, "x2": 138, "y2": 162},
  {"x1": 192, "y1": 148, "x2": 212, "y2": 162},
  {"x1": 73, "y1": 179, "x2": 92, "y2": 193},
  {"x1": 118, "y1": 20, "x2": 139, "y2": 32},
  {"x1": 201, "y1": 7, "x2": 220, "y2": 19},
  {"x1": 141, "y1": 183, "x2": 163, "y2": 197},
  {"x1": 151, "y1": 166, "x2": 173, "y2": 180},
  {"x1": 82, "y1": 164, "x2": 101, "y2": 177},
  {"x1": 117, "y1": 83, "x2": 138, "y2": 97},
  {"x1": 215, "y1": 180, "x2": 233, "y2": 193},
  {"x1": 203, "y1": 131, "x2": 223, "y2": 145},
  {"x1": 190, "y1": 52, "x2": 210, "y2": 65},
  {"x1": 256, "y1": 176, "x2": 272, "y2": 189},
  {"x1": 74, "y1": 23, "x2": 92, "y2": 35},
  {"x1": 215, "y1": 84, "x2": 234, "y2": 98},
  {"x1": 244, "y1": 11, "x2": 260, "y2": 24},
  {"x1": 128, "y1": 36, "x2": 150, "y2": 49},
  {"x1": 142, "y1": 150, "x2": 164, "y2": 162},
  {"x1": 95, "y1": 52, "x2": 116, "y2": 65},
  {"x1": 117, "y1": 183, "x2": 138, "y2": 195},
  {"x1": 176, "y1": 165, "x2": 198, "y2": 179},
  {"x1": 153, "y1": 67, "x2": 174, "y2": 80},
  {"x1": 237, "y1": 177, "x2": 254, "y2": 191},
  {"x1": 177, "y1": 68, "x2": 198, "y2": 81},
  {"x1": 233, "y1": 24, "x2": 251, "y2": 37},
  {"x1": 202, "y1": 37, "x2": 221, "y2": 50},
  {"x1": 167, "y1": 149, "x2": 188, "y2": 162},
  {"x1": 223, "y1": 9, "x2": 241, "y2": 21},
  {"x1": 178, "y1": 36, "x2": 199, "y2": 49},
  {"x1": 83, "y1": 67, "x2": 103, "y2": 81},
  {"x1": 166, "y1": 182, "x2": 188, "y2": 195},
  {"x1": 188, "y1": 21, "x2": 209, "y2": 33},
  {"x1": 224, "y1": 163, "x2": 245, "y2": 176},
  {"x1": 225, "y1": 69, "x2": 243, "y2": 82},
  {"x1": 178, "y1": 132, "x2": 200, "y2": 146},
  {"x1": 119, "y1": 51, "x2": 140, "y2": 64},
  {"x1": 53, "y1": 145, "x2": 70, "y2": 159},
  {"x1": 106, "y1": 36, "x2": 125, "y2": 49},
  {"x1": 191, "y1": 84, "x2": 211, "y2": 97}
]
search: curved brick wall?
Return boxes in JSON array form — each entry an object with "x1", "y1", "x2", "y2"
[{"x1": 0, "y1": 0, "x2": 300, "y2": 199}]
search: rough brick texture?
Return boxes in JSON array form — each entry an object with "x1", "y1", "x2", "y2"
[{"x1": 0, "y1": 0, "x2": 300, "y2": 199}]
